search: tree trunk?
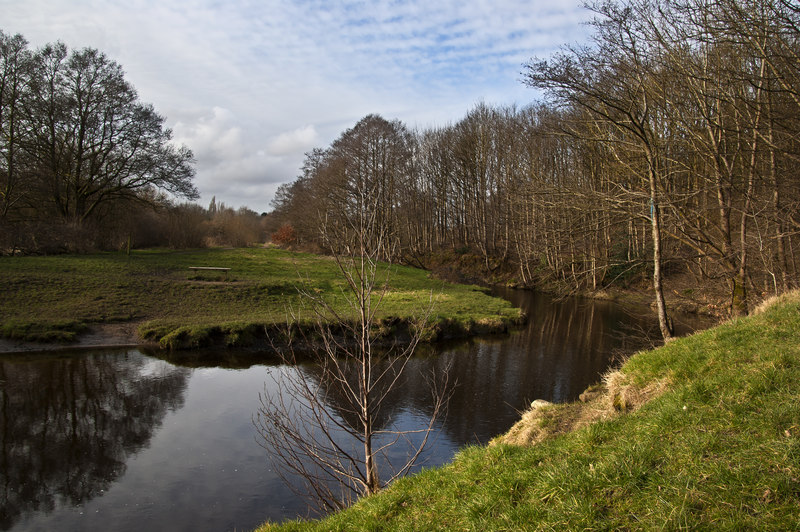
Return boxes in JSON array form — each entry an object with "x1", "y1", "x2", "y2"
[{"x1": 649, "y1": 175, "x2": 673, "y2": 341}]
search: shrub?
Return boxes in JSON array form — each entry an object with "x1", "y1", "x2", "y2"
[{"x1": 271, "y1": 224, "x2": 296, "y2": 246}]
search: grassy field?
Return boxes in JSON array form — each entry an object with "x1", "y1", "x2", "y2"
[
  {"x1": 0, "y1": 247, "x2": 522, "y2": 348},
  {"x1": 259, "y1": 291, "x2": 800, "y2": 530}
]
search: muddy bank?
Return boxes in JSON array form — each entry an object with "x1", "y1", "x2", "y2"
[
  {"x1": 0, "y1": 314, "x2": 525, "y2": 354},
  {"x1": 0, "y1": 322, "x2": 150, "y2": 354}
]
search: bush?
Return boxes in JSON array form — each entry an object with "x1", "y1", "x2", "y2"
[{"x1": 271, "y1": 224, "x2": 296, "y2": 247}]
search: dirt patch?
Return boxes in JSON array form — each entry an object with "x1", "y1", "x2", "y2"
[{"x1": 0, "y1": 322, "x2": 148, "y2": 353}]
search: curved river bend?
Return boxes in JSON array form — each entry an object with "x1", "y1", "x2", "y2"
[{"x1": 0, "y1": 290, "x2": 711, "y2": 531}]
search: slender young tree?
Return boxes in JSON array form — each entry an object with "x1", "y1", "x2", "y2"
[{"x1": 255, "y1": 134, "x2": 450, "y2": 513}]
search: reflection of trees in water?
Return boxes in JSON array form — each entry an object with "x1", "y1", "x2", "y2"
[
  {"x1": 274, "y1": 291, "x2": 702, "y2": 471},
  {"x1": 434, "y1": 293, "x2": 658, "y2": 445},
  {"x1": 285, "y1": 353, "x2": 449, "y2": 503},
  {"x1": 0, "y1": 350, "x2": 189, "y2": 530},
  {"x1": 308, "y1": 292, "x2": 665, "y2": 449}
]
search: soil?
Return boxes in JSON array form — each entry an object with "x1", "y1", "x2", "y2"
[
  {"x1": 0, "y1": 322, "x2": 149, "y2": 354},
  {"x1": 423, "y1": 248, "x2": 736, "y2": 320}
]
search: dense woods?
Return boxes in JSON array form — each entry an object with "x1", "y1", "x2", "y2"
[{"x1": 269, "y1": 0, "x2": 800, "y2": 333}]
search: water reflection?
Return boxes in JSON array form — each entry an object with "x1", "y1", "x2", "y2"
[
  {"x1": 406, "y1": 289, "x2": 708, "y2": 445},
  {"x1": 294, "y1": 356, "x2": 443, "y2": 438},
  {"x1": 0, "y1": 290, "x2": 714, "y2": 530},
  {"x1": 0, "y1": 351, "x2": 189, "y2": 530}
]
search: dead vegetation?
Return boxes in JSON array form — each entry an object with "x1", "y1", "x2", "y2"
[{"x1": 492, "y1": 369, "x2": 673, "y2": 447}]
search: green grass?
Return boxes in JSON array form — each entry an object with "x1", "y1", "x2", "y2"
[
  {"x1": 258, "y1": 292, "x2": 800, "y2": 531},
  {"x1": 0, "y1": 247, "x2": 522, "y2": 348}
]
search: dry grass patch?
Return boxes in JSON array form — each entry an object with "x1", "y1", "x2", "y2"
[
  {"x1": 493, "y1": 369, "x2": 672, "y2": 447},
  {"x1": 602, "y1": 369, "x2": 672, "y2": 413},
  {"x1": 752, "y1": 290, "x2": 800, "y2": 315}
]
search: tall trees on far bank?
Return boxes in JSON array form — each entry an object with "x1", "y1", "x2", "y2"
[
  {"x1": 271, "y1": 115, "x2": 414, "y2": 261},
  {"x1": 525, "y1": 0, "x2": 678, "y2": 338},
  {"x1": 0, "y1": 31, "x2": 29, "y2": 220},
  {"x1": 271, "y1": 0, "x2": 800, "y2": 329},
  {"x1": 0, "y1": 30, "x2": 197, "y2": 251}
]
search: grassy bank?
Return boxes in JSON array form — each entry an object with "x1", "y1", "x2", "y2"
[
  {"x1": 0, "y1": 247, "x2": 522, "y2": 348},
  {"x1": 259, "y1": 291, "x2": 800, "y2": 530}
]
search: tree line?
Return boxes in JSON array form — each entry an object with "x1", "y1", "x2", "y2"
[
  {"x1": 269, "y1": 0, "x2": 800, "y2": 338},
  {"x1": 0, "y1": 30, "x2": 220, "y2": 252}
]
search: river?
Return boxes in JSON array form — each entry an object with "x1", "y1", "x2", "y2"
[{"x1": 0, "y1": 290, "x2": 712, "y2": 531}]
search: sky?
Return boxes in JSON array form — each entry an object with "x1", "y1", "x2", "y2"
[{"x1": 3, "y1": 0, "x2": 592, "y2": 213}]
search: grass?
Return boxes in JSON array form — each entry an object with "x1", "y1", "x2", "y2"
[
  {"x1": 0, "y1": 247, "x2": 522, "y2": 348},
  {"x1": 257, "y1": 291, "x2": 800, "y2": 531}
]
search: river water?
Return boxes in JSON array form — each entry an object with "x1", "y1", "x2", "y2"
[{"x1": 0, "y1": 290, "x2": 712, "y2": 531}]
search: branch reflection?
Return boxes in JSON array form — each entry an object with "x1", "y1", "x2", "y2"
[{"x1": 0, "y1": 350, "x2": 189, "y2": 530}]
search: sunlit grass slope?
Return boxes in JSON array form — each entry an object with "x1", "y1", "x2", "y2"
[
  {"x1": 0, "y1": 247, "x2": 522, "y2": 347},
  {"x1": 259, "y1": 291, "x2": 800, "y2": 531}
]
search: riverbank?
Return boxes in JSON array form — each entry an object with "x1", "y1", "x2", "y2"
[
  {"x1": 0, "y1": 322, "x2": 146, "y2": 353},
  {"x1": 259, "y1": 290, "x2": 800, "y2": 530},
  {"x1": 0, "y1": 247, "x2": 523, "y2": 352},
  {"x1": 424, "y1": 247, "x2": 736, "y2": 320}
]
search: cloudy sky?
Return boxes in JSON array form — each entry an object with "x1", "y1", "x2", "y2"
[{"x1": 3, "y1": 0, "x2": 592, "y2": 212}]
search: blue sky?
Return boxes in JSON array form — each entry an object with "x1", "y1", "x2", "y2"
[{"x1": 3, "y1": 0, "x2": 592, "y2": 211}]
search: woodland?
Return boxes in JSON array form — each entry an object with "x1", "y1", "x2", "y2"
[{"x1": 269, "y1": 0, "x2": 800, "y2": 340}]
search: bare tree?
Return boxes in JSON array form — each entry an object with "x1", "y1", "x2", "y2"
[
  {"x1": 0, "y1": 30, "x2": 30, "y2": 220},
  {"x1": 21, "y1": 44, "x2": 197, "y2": 223},
  {"x1": 524, "y1": 1, "x2": 677, "y2": 340},
  {"x1": 254, "y1": 147, "x2": 450, "y2": 514},
  {"x1": 1, "y1": 35, "x2": 199, "y2": 231}
]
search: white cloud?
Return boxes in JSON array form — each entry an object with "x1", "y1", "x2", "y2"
[
  {"x1": 267, "y1": 126, "x2": 320, "y2": 157},
  {"x1": 172, "y1": 108, "x2": 246, "y2": 165},
  {"x1": 2, "y1": 0, "x2": 592, "y2": 210}
]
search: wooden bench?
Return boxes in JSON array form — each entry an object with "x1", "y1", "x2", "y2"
[{"x1": 189, "y1": 266, "x2": 231, "y2": 278}]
